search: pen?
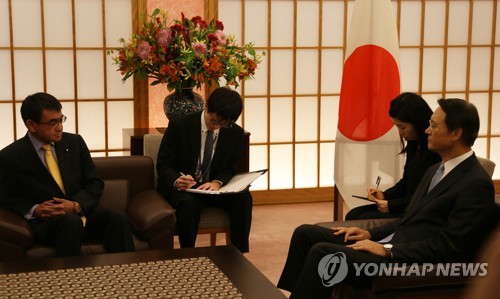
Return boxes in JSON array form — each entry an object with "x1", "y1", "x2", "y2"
[
  {"x1": 376, "y1": 176, "x2": 381, "y2": 189},
  {"x1": 179, "y1": 172, "x2": 186, "y2": 176}
]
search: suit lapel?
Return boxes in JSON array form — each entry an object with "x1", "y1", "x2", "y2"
[
  {"x1": 19, "y1": 134, "x2": 64, "y2": 195},
  {"x1": 54, "y1": 135, "x2": 71, "y2": 194},
  {"x1": 402, "y1": 155, "x2": 476, "y2": 222},
  {"x1": 189, "y1": 113, "x2": 202, "y2": 172}
]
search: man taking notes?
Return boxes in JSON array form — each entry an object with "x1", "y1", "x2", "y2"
[{"x1": 156, "y1": 87, "x2": 252, "y2": 253}]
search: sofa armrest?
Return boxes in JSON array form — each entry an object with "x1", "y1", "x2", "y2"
[
  {"x1": 126, "y1": 189, "x2": 176, "y2": 240},
  {"x1": 0, "y1": 207, "x2": 34, "y2": 247},
  {"x1": 316, "y1": 218, "x2": 397, "y2": 231}
]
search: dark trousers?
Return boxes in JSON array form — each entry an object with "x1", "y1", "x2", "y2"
[
  {"x1": 166, "y1": 190, "x2": 252, "y2": 253},
  {"x1": 278, "y1": 224, "x2": 388, "y2": 299},
  {"x1": 30, "y1": 206, "x2": 135, "y2": 257},
  {"x1": 345, "y1": 204, "x2": 401, "y2": 220}
]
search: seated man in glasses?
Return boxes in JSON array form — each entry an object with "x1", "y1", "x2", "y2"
[
  {"x1": 0, "y1": 92, "x2": 135, "y2": 257},
  {"x1": 157, "y1": 87, "x2": 252, "y2": 253}
]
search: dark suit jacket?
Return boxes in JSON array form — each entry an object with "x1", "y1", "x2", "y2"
[
  {"x1": 156, "y1": 111, "x2": 244, "y2": 197},
  {"x1": 0, "y1": 133, "x2": 104, "y2": 217},
  {"x1": 369, "y1": 154, "x2": 495, "y2": 263}
]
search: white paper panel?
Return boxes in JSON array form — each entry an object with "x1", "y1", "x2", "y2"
[
  {"x1": 75, "y1": 0, "x2": 103, "y2": 47},
  {"x1": 296, "y1": 50, "x2": 318, "y2": 94},
  {"x1": 76, "y1": 50, "x2": 104, "y2": 99},
  {"x1": 445, "y1": 93, "x2": 466, "y2": 102},
  {"x1": 491, "y1": 93, "x2": 500, "y2": 135},
  {"x1": 219, "y1": 0, "x2": 242, "y2": 44},
  {"x1": 271, "y1": 0, "x2": 294, "y2": 47},
  {"x1": 322, "y1": 1, "x2": 344, "y2": 47},
  {"x1": 106, "y1": 55, "x2": 133, "y2": 99},
  {"x1": 421, "y1": 94, "x2": 441, "y2": 112},
  {"x1": 468, "y1": 93, "x2": 489, "y2": 136},
  {"x1": 249, "y1": 145, "x2": 268, "y2": 190},
  {"x1": 270, "y1": 50, "x2": 293, "y2": 94},
  {"x1": 14, "y1": 50, "x2": 43, "y2": 100},
  {"x1": 472, "y1": 137, "x2": 487, "y2": 160},
  {"x1": 270, "y1": 97, "x2": 293, "y2": 142},
  {"x1": 105, "y1": 0, "x2": 132, "y2": 48},
  {"x1": 11, "y1": 0, "x2": 42, "y2": 47},
  {"x1": 243, "y1": 53, "x2": 268, "y2": 96},
  {"x1": 448, "y1": 1, "x2": 470, "y2": 45},
  {"x1": 295, "y1": 143, "x2": 317, "y2": 188},
  {"x1": 489, "y1": 138, "x2": 500, "y2": 180},
  {"x1": 0, "y1": 103, "x2": 14, "y2": 149},
  {"x1": 446, "y1": 48, "x2": 467, "y2": 91},
  {"x1": 320, "y1": 142, "x2": 335, "y2": 187},
  {"x1": 423, "y1": 1, "x2": 445, "y2": 46},
  {"x1": 471, "y1": 1, "x2": 493, "y2": 45},
  {"x1": 399, "y1": 1, "x2": 421, "y2": 46},
  {"x1": 245, "y1": 0, "x2": 268, "y2": 47},
  {"x1": 297, "y1": 1, "x2": 319, "y2": 47},
  {"x1": 0, "y1": 0, "x2": 9, "y2": 46},
  {"x1": 44, "y1": 0, "x2": 73, "y2": 47},
  {"x1": 0, "y1": 50, "x2": 12, "y2": 100},
  {"x1": 399, "y1": 48, "x2": 420, "y2": 92},
  {"x1": 61, "y1": 102, "x2": 76, "y2": 134},
  {"x1": 497, "y1": 3, "x2": 500, "y2": 47},
  {"x1": 107, "y1": 101, "x2": 133, "y2": 149},
  {"x1": 320, "y1": 96, "x2": 339, "y2": 141},
  {"x1": 46, "y1": 50, "x2": 75, "y2": 99},
  {"x1": 422, "y1": 48, "x2": 444, "y2": 92},
  {"x1": 495, "y1": 48, "x2": 500, "y2": 90},
  {"x1": 321, "y1": 49, "x2": 343, "y2": 94},
  {"x1": 469, "y1": 48, "x2": 491, "y2": 91},
  {"x1": 270, "y1": 144, "x2": 293, "y2": 189},
  {"x1": 244, "y1": 97, "x2": 268, "y2": 143},
  {"x1": 15, "y1": 103, "x2": 24, "y2": 139},
  {"x1": 91, "y1": 152, "x2": 106, "y2": 157},
  {"x1": 296, "y1": 97, "x2": 317, "y2": 142},
  {"x1": 77, "y1": 102, "x2": 105, "y2": 150}
]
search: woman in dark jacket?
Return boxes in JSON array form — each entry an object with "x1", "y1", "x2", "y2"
[{"x1": 345, "y1": 92, "x2": 441, "y2": 220}]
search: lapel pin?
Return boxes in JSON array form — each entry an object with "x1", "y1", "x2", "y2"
[{"x1": 65, "y1": 148, "x2": 69, "y2": 152}]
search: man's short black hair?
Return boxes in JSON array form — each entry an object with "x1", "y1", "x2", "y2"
[
  {"x1": 21, "y1": 92, "x2": 62, "y2": 123},
  {"x1": 438, "y1": 98, "x2": 479, "y2": 147},
  {"x1": 205, "y1": 87, "x2": 243, "y2": 122}
]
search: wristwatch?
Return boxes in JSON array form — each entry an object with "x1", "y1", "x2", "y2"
[
  {"x1": 383, "y1": 243, "x2": 393, "y2": 258},
  {"x1": 73, "y1": 201, "x2": 82, "y2": 214}
]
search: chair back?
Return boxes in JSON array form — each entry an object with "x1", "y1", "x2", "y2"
[
  {"x1": 477, "y1": 156, "x2": 496, "y2": 178},
  {"x1": 143, "y1": 134, "x2": 164, "y2": 185}
]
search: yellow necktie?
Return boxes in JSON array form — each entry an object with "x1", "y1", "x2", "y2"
[{"x1": 42, "y1": 144, "x2": 65, "y2": 194}]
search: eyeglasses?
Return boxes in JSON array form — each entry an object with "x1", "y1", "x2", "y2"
[
  {"x1": 210, "y1": 117, "x2": 233, "y2": 128},
  {"x1": 37, "y1": 115, "x2": 67, "y2": 127}
]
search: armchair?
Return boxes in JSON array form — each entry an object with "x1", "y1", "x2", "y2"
[{"x1": 0, "y1": 156, "x2": 176, "y2": 261}]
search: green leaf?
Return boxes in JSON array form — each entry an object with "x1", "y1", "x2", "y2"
[{"x1": 152, "y1": 9, "x2": 160, "y2": 17}]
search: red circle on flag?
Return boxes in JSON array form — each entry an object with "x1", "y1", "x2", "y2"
[{"x1": 338, "y1": 45, "x2": 400, "y2": 141}]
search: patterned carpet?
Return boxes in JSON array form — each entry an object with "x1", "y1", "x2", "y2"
[{"x1": 0, "y1": 257, "x2": 242, "y2": 298}]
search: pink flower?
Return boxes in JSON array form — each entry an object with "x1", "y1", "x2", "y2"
[
  {"x1": 157, "y1": 29, "x2": 172, "y2": 48},
  {"x1": 136, "y1": 41, "x2": 151, "y2": 60},
  {"x1": 215, "y1": 30, "x2": 227, "y2": 46},
  {"x1": 192, "y1": 42, "x2": 207, "y2": 58}
]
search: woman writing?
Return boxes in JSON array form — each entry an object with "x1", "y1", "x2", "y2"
[{"x1": 345, "y1": 92, "x2": 441, "y2": 220}]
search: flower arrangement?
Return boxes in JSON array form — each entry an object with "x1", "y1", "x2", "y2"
[{"x1": 112, "y1": 9, "x2": 263, "y2": 91}]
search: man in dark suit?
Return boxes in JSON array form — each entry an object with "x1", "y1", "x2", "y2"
[
  {"x1": 157, "y1": 87, "x2": 252, "y2": 253},
  {"x1": 0, "y1": 92, "x2": 134, "y2": 257},
  {"x1": 278, "y1": 98, "x2": 496, "y2": 299}
]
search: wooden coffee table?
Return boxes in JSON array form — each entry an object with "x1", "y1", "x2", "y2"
[{"x1": 0, "y1": 245, "x2": 286, "y2": 299}]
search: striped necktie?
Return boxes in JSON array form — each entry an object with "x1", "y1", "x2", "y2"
[
  {"x1": 427, "y1": 163, "x2": 445, "y2": 193},
  {"x1": 200, "y1": 130, "x2": 214, "y2": 182},
  {"x1": 42, "y1": 144, "x2": 65, "y2": 194}
]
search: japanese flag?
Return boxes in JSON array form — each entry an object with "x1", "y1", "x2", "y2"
[{"x1": 334, "y1": 0, "x2": 403, "y2": 210}]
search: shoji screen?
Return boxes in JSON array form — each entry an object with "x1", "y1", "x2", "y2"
[
  {"x1": 218, "y1": 0, "x2": 500, "y2": 200},
  {"x1": 0, "y1": 0, "x2": 134, "y2": 156}
]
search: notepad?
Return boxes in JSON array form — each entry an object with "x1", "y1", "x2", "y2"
[{"x1": 185, "y1": 169, "x2": 267, "y2": 195}]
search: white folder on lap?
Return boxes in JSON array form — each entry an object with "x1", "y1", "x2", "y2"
[{"x1": 185, "y1": 169, "x2": 268, "y2": 195}]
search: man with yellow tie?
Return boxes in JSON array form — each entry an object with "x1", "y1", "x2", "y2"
[{"x1": 0, "y1": 92, "x2": 134, "y2": 257}]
